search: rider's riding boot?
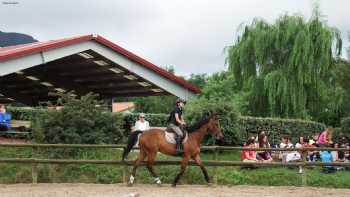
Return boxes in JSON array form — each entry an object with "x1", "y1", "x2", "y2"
[{"x1": 175, "y1": 136, "x2": 184, "y2": 155}]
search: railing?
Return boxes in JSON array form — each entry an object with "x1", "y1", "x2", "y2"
[{"x1": 0, "y1": 143, "x2": 349, "y2": 186}]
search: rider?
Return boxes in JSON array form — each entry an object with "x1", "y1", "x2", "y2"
[{"x1": 167, "y1": 98, "x2": 186, "y2": 154}]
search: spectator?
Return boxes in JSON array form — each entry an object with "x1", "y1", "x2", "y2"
[
  {"x1": 318, "y1": 128, "x2": 334, "y2": 147},
  {"x1": 254, "y1": 131, "x2": 265, "y2": 145},
  {"x1": 256, "y1": 133, "x2": 273, "y2": 162},
  {"x1": 132, "y1": 113, "x2": 150, "y2": 132},
  {"x1": 295, "y1": 137, "x2": 304, "y2": 149},
  {"x1": 344, "y1": 145, "x2": 350, "y2": 162},
  {"x1": 279, "y1": 136, "x2": 293, "y2": 161},
  {"x1": 0, "y1": 104, "x2": 11, "y2": 132},
  {"x1": 280, "y1": 136, "x2": 293, "y2": 149},
  {"x1": 339, "y1": 136, "x2": 349, "y2": 161},
  {"x1": 296, "y1": 137, "x2": 314, "y2": 173},
  {"x1": 309, "y1": 133, "x2": 318, "y2": 146},
  {"x1": 241, "y1": 137, "x2": 258, "y2": 163},
  {"x1": 331, "y1": 143, "x2": 340, "y2": 162},
  {"x1": 279, "y1": 136, "x2": 301, "y2": 163},
  {"x1": 320, "y1": 149, "x2": 336, "y2": 174},
  {"x1": 340, "y1": 136, "x2": 349, "y2": 147},
  {"x1": 302, "y1": 138, "x2": 318, "y2": 162},
  {"x1": 131, "y1": 113, "x2": 150, "y2": 148},
  {"x1": 332, "y1": 143, "x2": 346, "y2": 170}
]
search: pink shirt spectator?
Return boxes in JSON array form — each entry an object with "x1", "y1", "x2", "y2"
[{"x1": 318, "y1": 131, "x2": 327, "y2": 145}]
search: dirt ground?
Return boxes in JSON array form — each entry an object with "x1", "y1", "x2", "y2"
[{"x1": 0, "y1": 184, "x2": 349, "y2": 197}]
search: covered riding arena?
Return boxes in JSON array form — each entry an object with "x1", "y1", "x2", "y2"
[
  {"x1": 0, "y1": 34, "x2": 200, "y2": 106},
  {"x1": 1, "y1": 36, "x2": 350, "y2": 197}
]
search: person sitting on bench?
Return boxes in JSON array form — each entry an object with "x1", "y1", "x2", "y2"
[{"x1": 0, "y1": 104, "x2": 11, "y2": 132}]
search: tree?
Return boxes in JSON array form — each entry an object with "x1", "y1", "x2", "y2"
[
  {"x1": 226, "y1": 5, "x2": 342, "y2": 119},
  {"x1": 323, "y1": 58, "x2": 350, "y2": 125},
  {"x1": 132, "y1": 66, "x2": 176, "y2": 114},
  {"x1": 184, "y1": 96, "x2": 240, "y2": 145},
  {"x1": 347, "y1": 32, "x2": 350, "y2": 59},
  {"x1": 186, "y1": 73, "x2": 208, "y2": 89},
  {"x1": 133, "y1": 96, "x2": 176, "y2": 114}
]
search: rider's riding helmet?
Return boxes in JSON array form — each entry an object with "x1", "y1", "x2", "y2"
[{"x1": 176, "y1": 98, "x2": 186, "y2": 105}]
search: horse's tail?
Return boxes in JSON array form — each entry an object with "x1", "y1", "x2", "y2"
[{"x1": 122, "y1": 130, "x2": 143, "y2": 161}]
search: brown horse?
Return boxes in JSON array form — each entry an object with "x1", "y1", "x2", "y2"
[{"x1": 122, "y1": 113, "x2": 223, "y2": 187}]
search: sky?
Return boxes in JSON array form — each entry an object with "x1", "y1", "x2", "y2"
[{"x1": 0, "y1": 0, "x2": 349, "y2": 77}]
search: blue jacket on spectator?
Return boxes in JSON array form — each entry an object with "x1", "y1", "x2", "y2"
[
  {"x1": 320, "y1": 151, "x2": 333, "y2": 169},
  {"x1": 0, "y1": 112, "x2": 11, "y2": 129}
]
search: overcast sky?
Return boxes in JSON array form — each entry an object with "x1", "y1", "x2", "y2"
[{"x1": 1, "y1": 0, "x2": 349, "y2": 76}]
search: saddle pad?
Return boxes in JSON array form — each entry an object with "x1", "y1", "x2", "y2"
[{"x1": 165, "y1": 131, "x2": 188, "y2": 144}]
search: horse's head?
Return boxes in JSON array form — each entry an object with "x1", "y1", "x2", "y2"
[{"x1": 207, "y1": 112, "x2": 224, "y2": 140}]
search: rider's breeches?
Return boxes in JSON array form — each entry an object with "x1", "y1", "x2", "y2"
[{"x1": 168, "y1": 123, "x2": 183, "y2": 137}]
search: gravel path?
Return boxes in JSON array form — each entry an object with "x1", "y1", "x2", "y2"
[{"x1": 0, "y1": 184, "x2": 349, "y2": 197}]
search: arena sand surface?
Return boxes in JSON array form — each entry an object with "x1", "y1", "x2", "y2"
[{"x1": 0, "y1": 184, "x2": 349, "y2": 197}]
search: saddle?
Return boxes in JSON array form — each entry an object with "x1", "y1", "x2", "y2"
[{"x1": 164, "y1": 130, "x2": 188, "y2": 144}]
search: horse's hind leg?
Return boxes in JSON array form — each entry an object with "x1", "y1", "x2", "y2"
[
  {"x1": 128, "y1": 149, "x2": 146, "y2": 186},
  {"x1": 146, "y1": 152, "x2": 162, "y2": 186}
]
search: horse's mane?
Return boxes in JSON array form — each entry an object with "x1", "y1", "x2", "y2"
[{"x1": 187, "y1": 115, "x2": 210, "y2": 133}]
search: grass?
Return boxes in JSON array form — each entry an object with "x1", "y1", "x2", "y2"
[{"x1": 0, "y1": 147, "x2": 349, "y2": 188}]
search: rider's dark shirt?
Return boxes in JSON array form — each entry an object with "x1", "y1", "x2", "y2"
[{"x1": 168, "y1": 106, "x2": 182, "y2": 126}]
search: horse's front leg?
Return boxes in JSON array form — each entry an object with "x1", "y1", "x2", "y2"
[
  {"x1": 172, "y1": 155, "x2": 190, "y2": 187},
  {"x1": 193, "y1": 154, "x2": 210, "y2": 184},
  {"x1": 128, "y1": 149, "x2": 146, "y2": 186},
  {"x1": 146, "y1": 152, "x2": 162, "y2": 186}
]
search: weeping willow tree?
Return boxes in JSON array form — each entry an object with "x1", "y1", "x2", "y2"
[{"x1": 226, "y1": 5, "x2": 343, "y2": 119}]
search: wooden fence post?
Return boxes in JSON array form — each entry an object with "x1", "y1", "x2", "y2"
[
  {"x1": 301, "y1": 150, "x2": 307, "y2": 186},
  {"x1": 31, "y1": 147, "x2": 38, "y2": 184},
  {"x1": 212, "y1": 146, "x2": 218, "y2": 185},
  {"x1": 122, "y1": 148, "x2": 128, "y2": 183}
]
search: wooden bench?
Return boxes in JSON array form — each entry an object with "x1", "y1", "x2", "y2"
[{"x1": 0, "y1": 120, "x2": 31, "y2": 139}]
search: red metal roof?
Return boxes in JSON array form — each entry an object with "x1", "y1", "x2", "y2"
[
  {"x1": 0, "y1": 35, "x2": 93, "y2": 60},
  {"x1": 0, "y1": 34, "x2": 201, "y2": 94}
]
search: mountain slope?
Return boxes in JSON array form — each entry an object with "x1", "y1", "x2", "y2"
[{"x1": 0, "y1": 31, "x2": 38, "y2": 47}]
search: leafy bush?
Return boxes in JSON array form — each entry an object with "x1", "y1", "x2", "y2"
[
  {"x1": 184, "y1": 97, "x2": 240, "y2": 145},
  {"x1": 32, "y1": 93, "x2": 125, "y2": 145}
]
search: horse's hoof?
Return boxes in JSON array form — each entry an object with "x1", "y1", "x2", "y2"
[
  {"x1": 155, "y1": 177, "x2": 162, "y2": 186},
  {"x1": 171, "y1": 184, "x2": 177, "y2": 188},
  {"x1": 127, "y1": 175, "x2": 135, "y2": 187},
  {"x1": 127, "y1": 182, "x2": 133, "y2": 187},
  {"x1": 207, "y1": 183, "x2": 214, "y2": 187}
]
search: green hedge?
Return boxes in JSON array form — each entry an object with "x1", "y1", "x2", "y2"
[
  {"x1": 238, "y1": 116, "x2": 326, "y2": 145},
  {"x1": 8, "y1": 107, "x2": 327, "y2": 145},
  {"x1": 121, "y1": 113, "x2": 326, "y2": 145},
  {"x1": 7, "y1": 107, "x2": 46, "y2": 121}
]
